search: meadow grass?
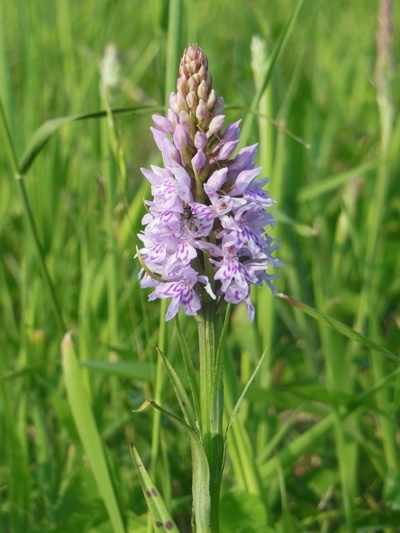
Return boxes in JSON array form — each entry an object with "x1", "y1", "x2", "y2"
[{"x1": 1, "y1": 1, "x2": 400, "y2": 531}]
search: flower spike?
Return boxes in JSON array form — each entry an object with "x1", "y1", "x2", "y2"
[{"x1": 137, "y1": 44, "x2": 281, "y2": 321}]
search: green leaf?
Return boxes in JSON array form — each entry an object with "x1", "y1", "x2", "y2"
[
  {"x1": 61, "y1": 333, "x2": 125, "y2": 533},
  {"x1": 174, "y1": 315, "x2": 201, "y2": 423},
  {"x1": 225, "y1": 349, "x2": 266, "y2": 440},
  {"x1": 240, "y1": 0, "x2": 304, "y2": 146},
  {"x1": 259, "y1": 365, "x2": 400, "y2": 481},
  {"x1": 80, "y1": 360, "x2": 156, "y2": 382},
  {"x1": 273, "y1": 208, "x2": 316, "y2": 237},
  {"x1": 129, "y1": 443, "x2": 179, "y2": 532},
  {"x1": 297, "y1": 159, "x2": 377, "y2": 201},
  {"x1": 278, "y1": 293, "x2": 400, "y2": 363},
  {"x1": 134, "y1": 400, "x2": 211, "y2": 532},
  {"x1": 156, "y1": 347, "x2": 197, "y2": 429},
  {"x1": 18, "y1": 105, "x2": 163, "y2": 174}
]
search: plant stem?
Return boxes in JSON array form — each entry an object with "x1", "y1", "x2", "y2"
[{"x1": 196, "y1": 303, "x2": 224, "y2": 533}]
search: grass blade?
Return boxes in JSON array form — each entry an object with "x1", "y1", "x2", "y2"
[
  {"x1": 61, "y1": 333, "x2": 125, "y2": 533},
  {"x1": 18, "y1": 106, "x2": 163, "y2": 174},
  {"x1": 3, "y1": 385, "x2": 31, "y2": 533},
  {"x1": 225, "y1": 349, "x2": 266, "y2": 440},
  {"x1": 278, "y1": 293, "x2": 399, "y2": 363},
  {"x1": 240, "y1": 0, "x2": 304, "y2": 146},
  {"x1": 297, "y1": 159, "x2": 377, "y2": 201}
]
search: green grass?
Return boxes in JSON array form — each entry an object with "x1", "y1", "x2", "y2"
[{"x1": 1, "y1": 0, "x2": 400, "y2": 531}]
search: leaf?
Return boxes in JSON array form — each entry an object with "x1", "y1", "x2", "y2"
[
  {"x1": 174, "y1": 315, "x2": 201, "y2": 423},
  {"x1": 156, "y1": 347, "x2": 197, "y2": 429},
  {"x1": 278, "y1": 293, "x2": 400, "y2": 363},
  {"x1": 297, "y1": 159, "x2": 377, "y2": 201},
  {"x1": 129, "y1": 444, "x2": 179, "y2": 532},
  {"x1": 240, "y1": 0, "x2": 304, "y2": 146},
  {"x1": 80, "y1": 360, "x2": 156, "y2": 382},
  {"x1": 259, "y1": 365, "x2": 400, "y2": 481},
  {"x1": 225, "y1": 350, "x2": 266, "y2": 440},
  {"x1": 133, "y1": 400, "x2": 211, "y2": 531},
  {"x1": 273, "y1": 208, "x2": 317, "y2": 237},
  {"x1": 215, "y1": 304, "x2": 231, "y2": 393},
  {"x1": 18, "y1": 105, "x2": 163, "y2": 174},
  {"x1": 61, "y1": 333, "x2": 125, "y2": 533}
]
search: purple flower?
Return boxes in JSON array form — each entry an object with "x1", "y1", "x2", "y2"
[{"x1": 137, "y1": 44, "x2": 281, "y2": 321}]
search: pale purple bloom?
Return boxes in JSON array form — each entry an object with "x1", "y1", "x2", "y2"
[
  {"x1": 137, "y1": 45, "x2": 280, "y2": 321},
  {"x1": 148, "y1": 266, "x2": 215, "y2": 321}
]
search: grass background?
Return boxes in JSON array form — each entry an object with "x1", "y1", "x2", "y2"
[{"x1": 1, "y1": 0, "x2": 400, "y2": 531}]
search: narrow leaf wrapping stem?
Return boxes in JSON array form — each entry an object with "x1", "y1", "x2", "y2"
[{"x1": 133, "y1": 400, "x2": 211, "y2": 532}]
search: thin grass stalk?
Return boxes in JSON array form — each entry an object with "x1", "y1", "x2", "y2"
[
  {"x1": 333, "y1": 194, "x2": 362, "y2": 529},
  {"x1": 165, "y1": 0, "x2": 183, "y2": 105},
  {"x1": 0, "y1": 5, "x2": 13, "y2": 128},
  {"x1": 250, "y1": 36, "x2": 278, "y2": 457},
  {"x1": 100, "y1": 45, "x2": 128, "y2": 195},
  {"x1": 313, "y1": 255, "x2": 356, "y2": 532},
  {"x1": 240, "y1": 0, "x2": 304, "y2": 147},
  {"x1": 0, "y1": 97, "x2": 66, "y2": 334},
  {"x1": 56, "y1": 0, "x2": 78, "y2": 93},
  {"x1": 99, "y1": 57, "x2": 127, "y2": 451},
  {"x1": 100, "y1": 115, "x2": 118, "y2": 345},
  {"x1": 3, "y1": 385, "x2": 31, "y2": 533},
  {"x1": 32, "y1": 398, "x2": 55, "y2": 527},
  {"x1": 78, "y1": 259, "x2": 94, "y2": 398},
  {"x1": 224, "y1": 354, "x2": 274, "y2": 525},
  {"x1": 308, "y1": 79, "x2": 364, "y2": 521},
  {"x1": 364, "y1": 0, "x2": 397, "y2": 480}
]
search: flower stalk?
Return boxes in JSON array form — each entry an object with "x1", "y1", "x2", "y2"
[{"x1": 196, "y1": 304, "x2": 224, "y2": 532}]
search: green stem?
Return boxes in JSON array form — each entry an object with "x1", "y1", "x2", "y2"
[{"x1": 196, "y1": 303, "x2": 224, "y2": 533}]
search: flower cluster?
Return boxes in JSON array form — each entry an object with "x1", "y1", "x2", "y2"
[{"x1": 137, "y1": 45, "x2": 280, "y2": 321}]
